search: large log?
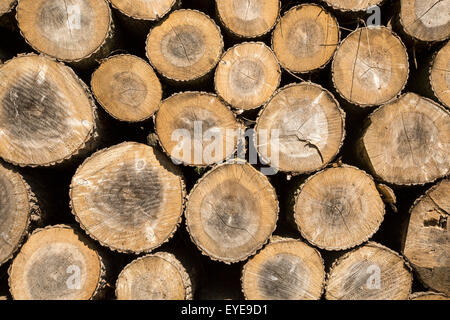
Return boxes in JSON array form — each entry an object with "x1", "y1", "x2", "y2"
[
  {"x1": 0, "y1": 54, "x2": 100, "y2": 167},
  {"x1": 241, "y1": 237, "x2": 325, "y2": 300},
  {"x1": 70, "y1": 142, "x2": 185, "y2": 254},
  {"x1": 185, "y1": 162, "x2": 278, "y2": 263},
  {"x1": 255, "y1": 82, "x2": 345, "y2": 174},
  {"x1": 430, "y1": 40, "x2": 450, "y2": 109},
  {"x1": 325, "y1": 242, "x2": 413, "y2": 300},
  {"x1": 402, "y1": 179, "x2": 449, "y2": 295},
  {"x1": 8, "y1": 225, "x2": 106, "y2": 300},
  {"x1": 91, "y1": 54, "x2": 162, "y2": 122},
  {"x1": 293, "y1": 165, "x2": 385, "y2": 250},
  {"x1": 358, "y1": 93, "x2": 450, "y2": 185},
  {"x1": 272, "y1": 4, "x2": 339, "y2": 74},
  {"x1": 214, "y1": 41, "x2": 281, "y2": 111}
]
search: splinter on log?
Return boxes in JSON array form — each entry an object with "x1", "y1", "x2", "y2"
[
  {"x1": 402, "y1": 179, "x2": 449, "y2": 295},
  {"x1": 325, "y1": 242, "x2": 413, "y2": 300},
  {"x1": 214, "y1": 42, "x2": 281, "y2": 111},
  {"x1": 146, "y1": 9, "x2": 224, "y2": 82},
  {"x1": 255, "y1": 82, "x2": 345, "y2": 174},
  {"x1": 185, "y1": 162, "x2": 278, "y2": 263},
  {"x1": 215, "y1": 0, "x2": 279, "y2": 38},
  {"x1": 430, "y1": 41, "x2": 450, "y2": 109},
  {"x1": 70, "y1": 142, "x2": 185, "y2": 254},
  {"x1": 0, "y1": 0, "x2": 15, "y2": 15},
  {"x1": 332, "y1": 27, "x2": 409, "y2": 107},
  {"x1": 8, "y1": 225, "x2": 105, "y2": 300},
  {"x1": 16, "y1": 0, "x2": 113, "y2": 64},
  {"x1": 109, "y1": 0, "x2": 177, "y2": 21},
  {"x1": 293, "y1": 165, "x2": 385, "y2": 251},
  {"x1": 272, "y1": 4, "x2": 339, "y2": 74},
  {"x1": 0, "y1": 163, "x2": 35, "y2": 266},
  {"x1": 116, "y1": 252, "x2": 193, "y2": 300},
  {"x1": 91, "y1": 54, "x2": 162, "y2": 122},
  {"x1": 410, "y1": 292, "x2": 450, "y2": 300},
  {"x1": 0, "y1": 54, "x2": 99, "y2": 167},
  {"x1": 155, "y1": 92, "x2": 242, "y2": 167},
  {"x1": 358, "y1": 93, "x2": 450, "y2": 185},
  {"x1": 322, "y1": 0, "x2": 384, "y2": 12},
  {"x1": 399, "y1": 0, "x2": 450, "y2": 42},
  {"x1": 241, "y1": 237, "x2": 325, "y2": 300}
]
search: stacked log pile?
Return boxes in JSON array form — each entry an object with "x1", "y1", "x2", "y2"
[{"x1": 0, "y1": 0, "x2": 449, "y2": 300}]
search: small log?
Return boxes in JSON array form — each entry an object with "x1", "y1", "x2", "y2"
[
  {"x1": 115, "y1": 252, "x2": 193, "y2": 300},
  {"x1": 325, "y1": 242, "x2": 413, "y2": 300},
  {"x1": 155, "y1": 91, "x2": 242, "y2": 167},
  {"x1": 241, "y1": 237, "x2": 325, "y2": 300},
  {"x1": 272, "y1": 4, "x2": 339, "y2": 74},
  {"x1": 215, "y1": 0, "x2": 279, "y2": 38},
  {"x1": 185, "y1": 162, "x2": 278, "y2": 263},
  {"x1": 109, "y1": 0, "x2": 177, "y2": 21},
  {"x1": 409, "y1": 292, "x2": 450, "y2": 300},
  {"x1": 322, "y1": 0, "x2": 384, "y2": 12},
  {"x1": 0, "y1": 0, "x2": 14, "y2": 15},
  {"x1": 214, "y1": 42, "x2": 280, "y2": 111},
  {"x1": 293, "y1": 165, "x2": 385, "y2": 251},
  {"x1": 402, "y1": 179, "x2": 449, "y2": 295},
  {"x1": 332, "y1": 26, "x2": 409, "y2": 107},
  {"x1": 8, "y1": 225, "x2": 106, "y2": 300},
  {"x1": 358, "y1": 93, "x2": 450, "y2": 185},
  {"x1": 91, "y1": 54, "x2": 162, "y2": 122},
  {"x1": 0, "y1": 54, "x2": 100, "y2": 167},
  {"x1": 146, "y1": 9, "x2": 224, "y2": 83},
  {"x1": 70, "y1": 142, "x2": 185, "y2": 254},
  {"x1": 430, "y1": 40, "x2": 450, "y2": 109},
  {"x1": 399, "y1": 0, "x2": 450, "y2": 42},
  {"x1": 255, "y1": 82, "x2": 345, "y2": 175}
]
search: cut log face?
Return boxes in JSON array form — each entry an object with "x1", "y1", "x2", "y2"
[
  {"x1": 325, "y1": 242, "x2": 413, "y2": 300},
  {"x1": 323, "y1": 0, "x2": 383, "y2": 11},
  {"x1": 0, "y1": 0, "x2": 15, "y2": 15},
  {"x1": 403, "y1": 179, "x2": 449, "y2": 295},
  {"x1": 0, "y1": 163, "x2": 31, "y2": 266},
  {"x1": 9, "y1": 225, "x2": 104, "y2": 300},
  {"x1": 360, "y1": 93, "x2": 450, "y2": 185},
  {"x1": 241, "y1": 238, "x2": 325, "y2": 300},
  {"x1": 430, "y1": 41, "x2": 450, "y2": 109},
  {"x1": 294, "y1": 166, "x2": 385, "y2": 251},
  {"x1": 16, "y1": 0, "x2": 112, "y2": 62},
  {"x1": 216, "y1": 0, "x2": 279, "y2": 38},
  {"x1": 185, "y1": 162, "x2": 278, "y2": 263},
  {"x1": 70, "y1": 142, "x2": 185, "y2": 253},
  {"x1": 272, "y1": 4, "x2": 339, "y2": 73},
  {"x1": 255, "y1": 83, "x2": 345, "y2": 174},
  {"x1": 109, "y1": 0, "x2": 176, "y2": 21},
  {"x1": 0, "y1": 54, "x2": 96, "y2": 167},
  {"x1": 91, "y1": 54, "x2": 162, "y2": 122},
  {"x1": 116, "y1": 252, "x2": 192, "y2": 300},
  {"x1": 410, "y1": 292, "x2": 450, "y2": 300},
  {"x1": 146, "y1": 9, "x2": 223, "y2": 82},
  {"x1": 332, "y1": 27, "x2": 409, "y2": 107},
  {"x1": 215, "y1": 42, "x2": 280, "y2": 111},
  {"x1": 400, "y1": 0, "x2": 450, "y2": 42},
  {"x1": 155, "y1": 92, "x2": 241, "y2": 166}
]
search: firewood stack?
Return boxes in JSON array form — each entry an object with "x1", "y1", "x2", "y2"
[{"x1": 0, "y1": 0, "x2": 449, "y2": 300}]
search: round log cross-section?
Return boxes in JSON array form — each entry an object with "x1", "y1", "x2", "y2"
[
  {"x1": 332, "y1": 27, "x2": 409, "y2": 107},
  {"x1": 403, "y1": 179, "x2": 449, "y2": 295},
  {"x1": 399, "y1": 0, "x2": 450, "y2": 42},
  {"x1": 325, "y1": 242, "x2": 413, "y2": 300},
  {"x1": 185, "y1": 162, "x2": 279, "y2": 263},
  {"x1": 116, "y1": 252, "x2": 193, "y2": 300},
  {"x1": 91, "y1": 54, "x2": 162, "y2": 122},
  {"x1": 323, "y1": 0, "x2": 384, "y2": 12},
  {"x1": 255, "y1": 83, "x2": 345, "y2": 174},
  {"x1": 359, "y1": 93, "x2": 450, "y2": 185},
  {"x1": 8, "y1": 225, "x2": 105, "y2": 300},
  {"x1": 241, "y1": 238, "x2": 325, "y2": 300},
  {"x1": 146, "y1": 9, "x2": 223, "y2": 82},
  {"x1": 109, "y1": 0, "x2": 177, "y2": 21},
  {"x1": 70, "y1": 142, "x2": 185, "y2": 253},
  {"x1": 214, "y1": 42, "x2": 281, "y2": 111},
  {"x1": 293, "y1": 165, "x2": 385, "y2": 251},
  {"x1": 272, "y1": 4, "x2": 339, "y2": 74},
  {"x1": 430, "y1": 41, "x2": 450, "y2": 109},
  {"x1": 0, "y1": 54, "x2": 98, "y2": 167},
  {"x1": 216, "y1": 0, "x2": 279, "y2": 38},
  {"x1": 16, "y1": 0, "x2": 112, "y2": 63}
]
